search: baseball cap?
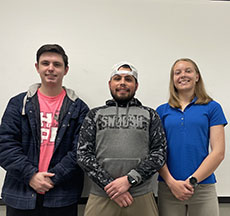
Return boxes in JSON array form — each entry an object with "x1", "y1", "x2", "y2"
[{"x1": 110, "y1": 61, "x2": 138, "y2": 80}]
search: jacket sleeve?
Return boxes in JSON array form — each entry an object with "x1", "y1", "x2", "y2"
[
  {"x1": 77, "y1": 109, "x2": 114, "y2": 189},
  {"x1": 49, "y1": 99, "x2": 89, "y2": 185},
  {"x1": 0, "y1": 95, "x2": 38, "y2": 184},
  {"x1": 132, "y1": 108, "x2": 167, "y2": 183}
]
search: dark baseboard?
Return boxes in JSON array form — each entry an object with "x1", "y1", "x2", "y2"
[
  {"x1": 1, "y1": 196, "x2": 230, "y2": 206},
  {"x1": 218, "y1": 197, "x2": 230, "y2": 203}
]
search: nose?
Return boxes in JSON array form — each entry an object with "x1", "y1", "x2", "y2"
[
  {"x1": 48, "y1": 63, "x2": 54, "y2": 71},
  {"x1": 179, "y1": 70, "x2": 186, "y2": 77},
  {"x1": 120, "y1": 77, "x2": 126, "y2": 85}
]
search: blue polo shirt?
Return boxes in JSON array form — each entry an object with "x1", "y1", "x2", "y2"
[{"x1": 156, "y1": 98, "x2": 227, "y2": 184}]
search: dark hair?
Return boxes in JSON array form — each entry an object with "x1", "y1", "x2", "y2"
[
  {"x1": 36, "y1": 44, "x2": 68, "y2": 68},
  {"x1": 118, "y1": 64, "x2": 131, "y2": 70},
  {"x1": 117, "y1": 64, "x2": 138, "y2": 84}
]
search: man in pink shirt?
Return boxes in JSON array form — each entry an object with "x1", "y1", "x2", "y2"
[{"x1": 0, "y1": 44, "x2": 89, "y2": 216}]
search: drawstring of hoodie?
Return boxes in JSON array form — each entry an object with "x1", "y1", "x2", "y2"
[
  {"x1": 115, "y1": 101, "x2": 130, "y2": 127},
  {"x1": 115, "y1": 102, "x2": 119, "y2": 127},
  {"x1": 22, "y1": 94, "x2": 28, "y2": 115},
  {"x1": 106, "y1": 98, "x2": 142, "y2": 127},
  {"x1": 126, "y1": 102, "x2": 130, "y2": 121}
]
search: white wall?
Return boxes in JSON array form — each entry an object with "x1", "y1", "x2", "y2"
[{"x1": 0, "y1": 0, "x2": 229, "y2": 197}]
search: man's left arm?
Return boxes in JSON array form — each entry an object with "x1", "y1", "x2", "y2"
[{"x1": 133, "y1": 109, "x2": 167, "y2": 181}]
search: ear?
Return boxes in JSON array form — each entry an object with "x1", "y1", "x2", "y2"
[
  {"x1": 135, "y1": 82, "x2": 139, "y2": 91},
  {"x1": 35, "y1": 63, "x2": 39, "y2": 73},
  {"x1": 196, "y1": 73, "x2": 199, "y2": 82},
  {"x1": 64, "y1": 66, "x2": 69, "y2": 75}
]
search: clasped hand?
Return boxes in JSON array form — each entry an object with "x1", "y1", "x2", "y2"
[
  {"x1": 104, "y1": 176, "x2": 133, "y2": 207},
  {"x1": 29, "y1": 172, "x2": 55, "y2": 194},
  {"x1": 169, "y1": 180, "x2": 194, "y2": 201}
]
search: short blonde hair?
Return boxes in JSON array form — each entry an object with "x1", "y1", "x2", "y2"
[{"x1": 168, "y1": 58, "x2": 212, "y2": 108}]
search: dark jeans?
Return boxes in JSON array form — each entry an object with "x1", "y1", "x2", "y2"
[{"x1": 6, "y1": 194, "x2": 78, "y2": 216}]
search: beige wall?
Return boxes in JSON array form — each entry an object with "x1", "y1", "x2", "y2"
[{"x1": 0, "y1": 0, "x2": 229, "y2": 199}]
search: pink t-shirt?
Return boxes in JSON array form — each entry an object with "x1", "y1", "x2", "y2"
[{"x1": 37, "y1": 89, "x2": 66, "y2": 172}]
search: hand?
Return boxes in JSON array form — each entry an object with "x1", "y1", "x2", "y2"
[
  {"x1": 29, "y1": 172, "x2": 55, "y2": 193},
  {"x1": 168, "y1": 180, "x2": 194, "y2": 201},
  {"x1": 113, "y1": 191, "x2": 133, "y2": 207},
  {"x1": 104, "y1": 176, "x2": 131, "y2": 200}
]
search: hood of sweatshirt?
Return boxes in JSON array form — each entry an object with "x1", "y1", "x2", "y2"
[
  {"x1": 106, "y1": 98, "x2": 142, "y2": 107},
  {"x1": 105, "y1": 98, "x2": 142, "y2": 125},
  {"x1": 22, "y1": 83, "x2": 78, "y2": 115}
]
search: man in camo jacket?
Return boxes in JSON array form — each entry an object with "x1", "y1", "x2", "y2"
[{"x1": 77, "y1": 61, "x2": 167, "y2": 216}]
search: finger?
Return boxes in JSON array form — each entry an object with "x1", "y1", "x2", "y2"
[
  {"x1": 45, "y1": 177, "x2": 54, "y2": 185},
  {"x1": 105, "y1": 187, "x2": 116, "y2": 196},
  {"x1": 106, "y1": 187, "x2": 114, "y2": 195},
  {"x1": 108, "y1": 188, "x2": 122, "y2": 198},
  {"x1": 184, "y1": 190, "x2": 194, "y2": 196},
  {"x1": 111, "y1": 192, "x2": 120, "y2": 200},
  {"x1": 126, "y1": 192, "x2": 133, "y2": 201},
  {"x1": 122, "y1": 200, "x2": 128, "y2": 207},
  {"x1": 104, "y1": 183, "x2": 112, "y2": 191},
  {"x1": 118, "y1": 201, "x2": 123, "y2": 207},
  {"x1": 125, "y1": 197, "x2": 133, "y2": 206},
  {"x1": 185, "y1": 183, "x2": 194, "y2": 191},
  {"x1": 182, "y1": 194, "x2": 192, "y2": 201},
  {"x1": 122, "y1": 196, "x2": 133, "y2": 207},
  {"x1": 42, "y1": 182, "x2": 54, "y2": 190},
  {"x1": 44, "y1": 172, "x2": 55, "y2": 177},
  {"x1": 114, "y1": 199, "x2": 123, "y2": 207},
  {"x1": 106, "y1": 189, "x2": 115, "y2": 197}
]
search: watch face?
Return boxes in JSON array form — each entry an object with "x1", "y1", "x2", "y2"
[
  {"x1": 128, "y1": 175, "x2": 137, "y2": 186},
  {"x1": 189, "y1": 177, "x2": 197, "y2": 186},
  {"x1": 130, "y1": 179, "x2": 136, "y2": 184}
]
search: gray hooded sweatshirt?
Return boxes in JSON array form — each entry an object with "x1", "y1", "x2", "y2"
[{"x1": 77, "y1": 98, "x2": 167, "y2": 197}]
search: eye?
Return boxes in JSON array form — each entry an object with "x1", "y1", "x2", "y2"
[
  {"x1": 185, "y1": 69, "x2": 192, "y2": 73},
  {"x1": 113, "y1": 75, "x2": 121, "y2": 81},
  {"x1": 53, "y1": 62, "x2": 63, "y2": 67},
  {"x1": 41, "y1": 61, "x2": 49, "y2": 66},
  {"x1": 174, "y1": 70, "x2": 181, "y2": 75},
  {"x1": 125, "y1": 76, "x2": 133, "y2": 82}
]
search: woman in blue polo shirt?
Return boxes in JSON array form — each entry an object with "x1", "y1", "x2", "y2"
[{"x1": 156, "y1": 58, "x2": 227, "y2": 216}]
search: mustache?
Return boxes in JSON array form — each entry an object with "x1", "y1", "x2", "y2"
[{"x1": 115, "y1": 87, "x2": 130, "y2": 92}]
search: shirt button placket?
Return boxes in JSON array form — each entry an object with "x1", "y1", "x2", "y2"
[{"x1": 181, "y1": 115, "x2": 184, "y2": 126}]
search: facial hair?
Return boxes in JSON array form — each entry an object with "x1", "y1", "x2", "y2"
[{"x1": 110, "y1": 89, "x2": 136, "y2": 105}]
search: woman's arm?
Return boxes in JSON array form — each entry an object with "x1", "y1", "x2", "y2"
[{"x1": 189, "y1": 125, "x2": 225, "y2": 183}]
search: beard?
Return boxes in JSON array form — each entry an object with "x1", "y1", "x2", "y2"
[{"x1": 110, "y1": 89, "x2": 136, "y2": 104}]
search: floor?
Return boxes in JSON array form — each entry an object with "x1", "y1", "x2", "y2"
[
  {"x1": 0, "y1": 204, "x2": 229, "y2": 216},
  {"x1": 0, "y1": 205, "x2": 85, "y2": 216}
]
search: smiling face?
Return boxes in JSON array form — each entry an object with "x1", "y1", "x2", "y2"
[
  {"x1": 109, "y1": 66, "x2": 138, "y2": 103},
  {"x1": 35, "y1": 52, "x2": 69, "y2": 88},
  {"x1": 173, "y1": 60, "x2": 199, "y2": 94}
]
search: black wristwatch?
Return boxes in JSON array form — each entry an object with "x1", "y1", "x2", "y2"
[
  {"x1": 127, "y1": 174, "x2": 137, "y2": 187},
  {"x1": 189, "y1": 176, "x2": 198, "y2": 188}
]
